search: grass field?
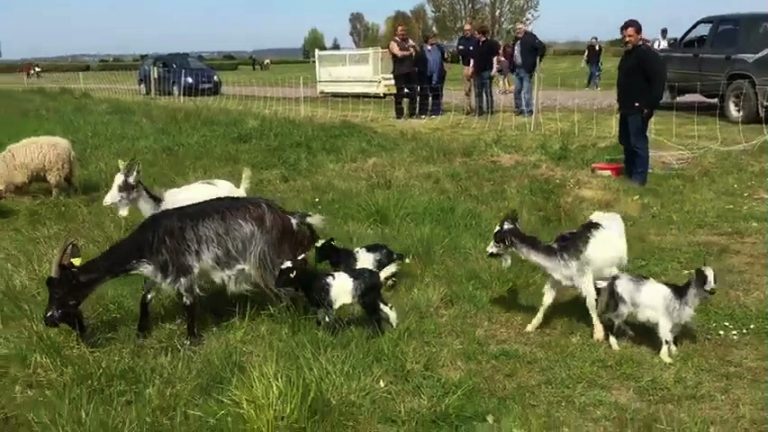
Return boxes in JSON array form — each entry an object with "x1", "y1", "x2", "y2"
[
  {"x1": 0, "y1": 88, "x2": 766, "y2": 431},
  {"x1": 0, "y1": 56, "x2": 619, "y2": 91}
]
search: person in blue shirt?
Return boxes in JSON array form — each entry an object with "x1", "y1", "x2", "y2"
[
  {"x1": 416, "y1": 33, "x2": 448, "y2": 118},
  {"x1": 455, "y1": 23, "x2": 478, "y2": 115}
]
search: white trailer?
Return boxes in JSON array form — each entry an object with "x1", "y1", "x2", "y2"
[{"x1": 314, "y1": 47, "x2": 396, "y2": 97}]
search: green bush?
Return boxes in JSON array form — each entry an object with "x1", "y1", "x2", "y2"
[{"x1": 93, "y1": 62, "x2": 140, "y2": 71}]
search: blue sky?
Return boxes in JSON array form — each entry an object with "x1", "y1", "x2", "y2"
[{"x1": 0, "y1": 0, "x2": 765, "y2": 58}]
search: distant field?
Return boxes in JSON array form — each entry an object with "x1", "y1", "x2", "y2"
[{"x1": 0, "y1": 56, "x2": 620, "y2": 91}]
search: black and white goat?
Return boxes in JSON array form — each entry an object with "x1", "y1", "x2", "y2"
[
  {"x1": 43, "y1": 196, "x2": 324, "y2": 342},
  {"x1": 275, "y1": 253, "x2": 399, "y2": 331},
  {"x1": 486, "y1": 210, "x2": 628, "y2": 342},
  {"x1": 313, "y1": 238, "x2": 408, "y2": 285},
  {"x1": 596, "y1": 265, "x2": 717, "y2": 363},
  {"x1": 102, "y1": 158, "x2": 252, "y2": 218}
]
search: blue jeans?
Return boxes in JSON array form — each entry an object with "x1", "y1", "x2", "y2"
[
  {"x1": 586, "y1": 63, "x2": 601, "y2": 89},
  {"x1": 619, "y1": 112, "x2": 651, "y2": 186},
  {"x1": 473, "y1": 70, "x2": 493, "y2": 115},
  {"x1": 513, "y1": 69, "x2": 533, "y2": 115}
]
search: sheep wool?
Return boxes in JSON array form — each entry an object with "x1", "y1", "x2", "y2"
[{"x1": 0, "y1": 135, "x2": 76, "y2": 197}]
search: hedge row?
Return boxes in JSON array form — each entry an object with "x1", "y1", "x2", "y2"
[
  {"x1": 0, "y1": 58, "x2": 313, "y2": 74},
  {"x1": 0, "y1": 49, "x2": 624, "y2": 74}
]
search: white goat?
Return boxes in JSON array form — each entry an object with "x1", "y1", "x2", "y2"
[
  {"x1": 596, "y1": 266, "x2": 717, "y2": 363},
  {"x1": 486, "y1": 210, "x2": 628, "y2": 342},
  {"x1": 102, "y1": 158, "x2": 251, "y2": 218}
]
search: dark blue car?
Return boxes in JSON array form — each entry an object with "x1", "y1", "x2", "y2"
[{"x1": 137, "y1": 54, "x2": 222, "y2": 97}]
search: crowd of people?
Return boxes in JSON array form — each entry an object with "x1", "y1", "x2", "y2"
[{"x1": 388, "y1": 18, "x2": 667, "y2": 187}]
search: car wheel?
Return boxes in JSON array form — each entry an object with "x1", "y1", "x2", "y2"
[{"x1": 724, "y1": 79, "x2": 759, "y2": 124}]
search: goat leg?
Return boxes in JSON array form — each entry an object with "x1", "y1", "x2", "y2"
[
  {"x1": 182, "y1": 293, "x2": 202, "y2": 344},
  {"x1": 137, "y1": 279, "x2": 155, "y2": 338}
]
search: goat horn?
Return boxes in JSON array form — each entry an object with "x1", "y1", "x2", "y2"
[{"x1": 50, "y1": 239, "x2": 79, "y2": 277}]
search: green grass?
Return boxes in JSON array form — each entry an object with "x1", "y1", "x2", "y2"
[
  {"x1": 0, "y1": 56, "x2": 620, "y2": 91},
  {"x1": 0, "y1": 88, "x2": 766, "y2": 431}
]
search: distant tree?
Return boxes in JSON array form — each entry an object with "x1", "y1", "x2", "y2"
[
  {"x1": 139, "y1": 54, "x2": 149, "y2": 61},
  {"x1": 302, "y1": 27, "x2": 327, "y2": 59},
  {"x1": 349, "y1": 12, "x2": 367, "y2": 48},
  {"x1": 222, "y1": 53, "x2": 237, "y2": 60},
  {"x1": 363, "y1": 22, "x2": 382, "y2": 48},
  {"x1": 409, "y1": 3, "x2": 432, "y2": 41},
  {"x1": 330, "y1": 37, "x2": 341, "y2": 50},
  {"x1": 426, "y1": 0, "x2": 539, "y2": 40}
]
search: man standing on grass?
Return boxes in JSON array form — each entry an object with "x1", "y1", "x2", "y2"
[
  {"x1": 616, "y1": 19, "x2": 666, "y2": 186},
  {"x1": 456, "y1": 23, "x2": 478, "y2": 115},
  {"x1": 469, "y1": 24, "x2": 500, "y2": 116},
  {"x1": 511, "y1": 23, "x2": 546, "y2": 117},
  {"x1": 389, "y1": 24, "x2": 418, "y2": 120},
  {"x1": 652, "y1": 27, "x2": 669, "y2": 50}
]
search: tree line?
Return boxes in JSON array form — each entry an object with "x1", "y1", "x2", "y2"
[{"x1": 301, "y1": 0, "x2": 542, "y2": 59}]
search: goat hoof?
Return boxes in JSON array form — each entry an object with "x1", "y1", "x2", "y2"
[
  {"x1": 660, "y1": 354, "x2": 673, "y2": 364},
  {"x1": 524, "y1": 324, "x2": 536, "y2": 332}
]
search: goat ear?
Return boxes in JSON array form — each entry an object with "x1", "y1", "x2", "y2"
[
  {"x1": 694, "y1": 268, "x2": 707, "y2": 287},
  {"x1": 503, "y1": 209, "x2": 519, "y2": 224},
  {"x1": 328, "y1": 237, "x2": 335, "y2": 244}
]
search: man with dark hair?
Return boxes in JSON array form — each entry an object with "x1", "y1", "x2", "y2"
[
  {"x1": 511, "y1": 22, "x2": 546, "y2": 116},
  {"x1": 388, "y1": 24, "x2": 418, "y2": 120},
  {"x1": 455, "y1": 23, "x2": 478, "y2": 115},
  {"x1": 469, "y1": 24, "x2": 500, "y2": 116},
  {"x1": 616, "y1": 18, "x2": 666, "y2": 186}
]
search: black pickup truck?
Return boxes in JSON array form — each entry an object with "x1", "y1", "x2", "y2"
[{"x1": 659, "y1": 12, "x2": 767, "y2": 124}]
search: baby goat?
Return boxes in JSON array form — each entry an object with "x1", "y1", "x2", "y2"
[
  {"x1": 314, "y1": 238, "x2": 408, "y2": 285},
  {"x1": 275, "y1": 254, "x2": 399, "y2": 332},
  {"x1": 43, "y1": 196, "x2": 323, "y2": 342},
  {"x1": 102, "y1": 158, "x2": 252, "y2": 218},
  {"x1": 596, "y1": 266, "x2": 717, "y2": 364},
  {"x1": 486, "y1": 210, "x2": 628, "y2": 342}
]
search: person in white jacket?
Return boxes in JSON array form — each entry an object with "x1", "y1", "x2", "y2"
[{"x1": 652, "y1": 27, "x2": 669, "y2": 50}]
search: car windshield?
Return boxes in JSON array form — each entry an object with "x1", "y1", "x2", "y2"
[{"x1": 170, "y1": 57, "x2": 209, "y2": 69}]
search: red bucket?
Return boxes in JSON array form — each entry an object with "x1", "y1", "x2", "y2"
[{"x1": 591, "y1": 162, "x2": 624, "y2": 177}]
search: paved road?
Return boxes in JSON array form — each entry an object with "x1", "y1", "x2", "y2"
[{"x1": 1, "y1": 81, "x2": 715, "y2": 108}]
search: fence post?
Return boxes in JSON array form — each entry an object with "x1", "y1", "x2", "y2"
[
  {"x1": 300, "y1": 76, "x2": 305, "y2": 117},
  {"x1": 180, "y1": 70, "x2": 185, "y2": 103},
  {"x1": 151, "y1": 66, "x2": 157, "y2": 97},
  {"x1": 78, "y1": 72, "x2": 84, "y2": 91}
]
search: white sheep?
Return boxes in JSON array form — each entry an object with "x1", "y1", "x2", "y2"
[{"x1": 0, "y1": 135, "x2": 76, "y2": 198}]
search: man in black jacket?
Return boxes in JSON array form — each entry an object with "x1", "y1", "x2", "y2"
[
  {"x1": 511, "y1": 23, "x2": 546, "y2": 116},
  {"x1": 616, "y1": 19, "x2": 666, "y2": 186}
]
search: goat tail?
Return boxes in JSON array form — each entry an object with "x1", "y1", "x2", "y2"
[
  {"x1": 379, "y1": 302, "x2": 398, "y2": 328},
  {"x1": 238, "y1": 167, "x2": 252, "y2": 195},
  {"x1": 378, "y1": 261, "x2": 399, "y2": 282},
  {"x1": 300, "y1": 213, "x2": 325, "y2": 229}
]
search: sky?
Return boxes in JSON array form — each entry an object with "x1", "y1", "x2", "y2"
[{"x1": 0, "y1": 0, "x2": 765, "y2": 58}]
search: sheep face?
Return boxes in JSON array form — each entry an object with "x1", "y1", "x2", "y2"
[
  {"x1": 43, "y1": 240, "x2": 87, "y2": 335},
  {"x1": 486, "y1": 210, "x2": 519, "y2": 268},
  {"x1": 275, "y1": 253, "x2": 309, "y2": 289},
  {"x1": 103, "y1": 159, "x2": 141, "y2": 217}
]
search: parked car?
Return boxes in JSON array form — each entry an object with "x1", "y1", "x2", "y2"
[
  {"x1": 659, "y1": 12, "x2": 768, "y2": 123},
  {"x1": 137, "y1": 54, "x2": 222, "y2": 97}
]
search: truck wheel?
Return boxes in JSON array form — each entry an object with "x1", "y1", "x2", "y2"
[{"x1": 724, "y1": 79, "x2": 759, "y2": 124}]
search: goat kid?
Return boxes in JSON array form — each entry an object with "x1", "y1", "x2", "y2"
[
  {"x1": 314, "y1": 237, "x2": 408, "y2": 286},
  {"x1": 486, "y1": 210, "x2": 628, "y2": 342},
  {"x1": 43, "y1": 196, "x2": 323, "y2": 342},
  {"x1": 102, "y1": 158, "x2": 252, "y2": 218},
  {"x1": 275, "y1": 254, "x2": 399, "y2": 332},
  {"x1": 596, "y1": 266, "x2": 717, "y2": 364}
]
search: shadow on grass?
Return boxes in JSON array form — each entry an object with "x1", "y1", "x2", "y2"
[
  {"x1": 79, "y1": 284, "x2": 301, "y2": 348},
  {"x1": 490, "y1": 286, "x2": 593, "y2": 328},
  {"x1": 0, "y1": 204, "x2": 15, "y2": 219}
]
